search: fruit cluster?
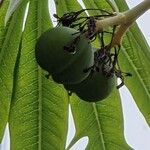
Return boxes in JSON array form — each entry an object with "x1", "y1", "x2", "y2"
[{"x1": 35, "y1": 9, "x2": 120, "y2": 102}]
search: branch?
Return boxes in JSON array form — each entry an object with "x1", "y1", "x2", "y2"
[{"x1": 94, "y1": 0, "x2": 150, "y2": 47}]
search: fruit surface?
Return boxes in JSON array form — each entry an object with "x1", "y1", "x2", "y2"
[
  {"x1": 35, "y1": 26, "x2": 93, "y2": 84},
  {"x1": 64, "y1": 71, "x2": 115, "y2": 102}
]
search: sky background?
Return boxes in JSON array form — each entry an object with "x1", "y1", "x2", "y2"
[{"x1": 0, "y1": 0, "x2": 150, "y2": 150}]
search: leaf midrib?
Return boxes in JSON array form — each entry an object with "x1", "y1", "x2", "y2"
[
  {"x1": 38, "y1": 67, "x2": 42, "y2": 150},
  {"x1": 92, "y1": 103, "x2": 106, "y2": 150},
  {"x1": 37, "y1": 1, "x2": 42, "y2": 150},
  {"x1": 122, "y1": 36, "x2": 150, "y2": 99}
]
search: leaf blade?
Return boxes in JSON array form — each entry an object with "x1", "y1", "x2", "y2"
[
  {"x1": 0, "y1": 1, "x2": 26, "y2": 142},
  {"x1": 113, "y1": 0, "x2": 150, "y2": 124},
  {"x1": 9, "y1": 0, "x2": 69, "y2": 149},
  {"x1": 5, "y1": 0, "x2": 29, "y2": 24},
  {"x1": 54, "y1": 0, "x2": 82, "y2": 15},
  {"x1": 69, "y1": 90, "x2": 131, "y2": 150}
]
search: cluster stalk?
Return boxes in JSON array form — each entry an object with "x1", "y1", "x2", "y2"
[{"x1": 94, "y1": 0, "x2": 150, "y2": 47}]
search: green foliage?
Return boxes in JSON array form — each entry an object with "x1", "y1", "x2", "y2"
[
  {"x1": 69, "y1": 90, "x2": 131, "y2": 150},
  {"x1": 0, "y1": 0, "x2": 149, "y2": 149},
  {"x1": 0, "y1": 0, "x2": 27, "y2": 141},
  {"x1": 8, "y1": 0, "x2": 69, "y2": 149},
  {"x1": 114, "y1": 0, "x2": 150, "y2": 124},
  {"x1": 5, "y1": 0, "x2": 28, "y2": 23}
]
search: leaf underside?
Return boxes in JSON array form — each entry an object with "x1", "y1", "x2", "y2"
[
  {"x1": 0, "y1": 0, "x2": 26, "y2": 142},
  {"x1": 9, "y1": 0, "x2": 68, "y2": 149},
  {"x1": 114, "y1": 0, "x2": 150, "y2": 125}
]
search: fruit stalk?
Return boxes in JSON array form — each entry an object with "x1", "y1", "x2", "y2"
[
  {"x1": 94, "y1": 0, "x2": 150, "y2": 46},
  {"x1": 123, "y1": 0, "x2": 150, "y2": 23},
  {"x1": 95, "y1": 0, "x2": 150, "y2": 31}
]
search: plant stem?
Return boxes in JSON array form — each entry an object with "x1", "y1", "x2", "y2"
[
  {"x1": 124, "y1": 0, "x2": 150, "y2": 23},
  {"x1": 95, "y1": 13, "x2": 126, "y2": 32},
  {"x1": 94, "y1": 0, "x2": 150, "y2": 46},
  {"x1": 110, "y1": 23, "x2": 130, "y2": 47},
  {"x1": 96, "y1": 0, "x2": 150, "y2": 30}
]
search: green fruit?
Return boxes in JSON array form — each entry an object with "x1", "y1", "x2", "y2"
[
  {"x1": 64, "y1": 71, "x2": 115, "y2": 102},
  {"x1": 64, "y1": 46, "x2": 116, "y2": 102},
  {"x1": 35, "y1": 26, "x2": 93, "y2": 84}
]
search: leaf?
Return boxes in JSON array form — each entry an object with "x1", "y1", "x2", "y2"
[
  {"x1": 113, "y1": 0, "x2": 150, "y2": 124},
  {"x1": 8, "y1": 0, "x2": 69, "y2": 149},
  {"x1": 0, "y1": 1, "x2": 26, "y2": 142},
  {"x1": 69, "y1": 90, "x2": 132, "y2": 150},
  {"x1": 54, "y1": 0, "x2": 82, "y2": 16},
  {"x1": 55, "y1": 0, "x2": 131, "y2": 149},
  {"x1": 83, "y1": 0, "x2": 114, "y2": 12},
  {"x1": 0, "y1": 0, "x2": 9, "y2": 142},
  {"x1": 5, "y1": 0, "x2": 28, "y2": 24},
  {"x1": 0, "y1": 0, "x2": 9, "y2": 53}
]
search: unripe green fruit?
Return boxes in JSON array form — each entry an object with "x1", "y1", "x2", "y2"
[
  {"x1": 64, "y1": 46, "x2": 116, "y2": 103},
  {"x1": 35, "y1": 26, "x2": 93, "y2": 84},
  {"x1": 64, "y1": 71, "x2": 115, "y2": 102}
]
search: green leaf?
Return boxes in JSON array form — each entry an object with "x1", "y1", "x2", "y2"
[
  {"x1": 113, "y1": 0, "x2": 150, "y2": 124},
  {"x1": 5, "y1": 0, "x2": 28, "y2": 24},
  {"x1": 54, "y1": 0, "x2": 82, "y2": 16},
  {"x1": 69, "y1": 90, "x2": 132, "y2": 150},
  {"x1": 82, "y1": 0, "x2": 114, "y2": 12},
  {"x1": 9, "y1": 0, "x2": 69, "y2": 149},
  {"x1": 0, "y1": 0, "x2": 9, "y2": 53},
  {"x1": 0, "y1": 1, "x2": 26, "y2": 142}
]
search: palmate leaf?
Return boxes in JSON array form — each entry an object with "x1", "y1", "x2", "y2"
[
  {"x1": 8, "y1": 0, "x2": 69, "y2": 149},
  {"x1": 113, "y1": 0, "x2": 150, "y2": 124},
  {"x1": 0, "y1": 0, "x2": 26, "y2": 142},
  {"x1": 55, "y1": 0, "x2": 131, "y2": 149}
]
